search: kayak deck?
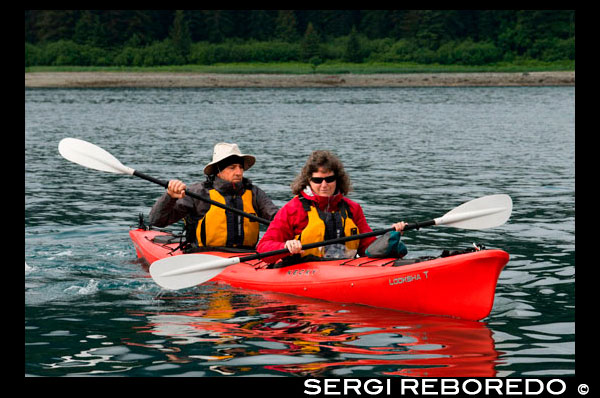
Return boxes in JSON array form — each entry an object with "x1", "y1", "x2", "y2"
[{"x1": 130, "y1": 228, "x2": 508, "y2": 321}]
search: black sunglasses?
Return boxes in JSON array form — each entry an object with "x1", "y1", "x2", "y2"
[{"x1": 310, "y1": 175, "x2": 337, "y2": 184}]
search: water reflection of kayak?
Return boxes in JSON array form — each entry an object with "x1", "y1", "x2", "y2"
[
  {"x1": 137, "y1": 288, "x2": 498, "y2": 377},
  {"x1": 130, "y1": 228, "x2": 508, "y2": 321}
]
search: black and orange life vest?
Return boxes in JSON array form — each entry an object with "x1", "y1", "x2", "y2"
[
  {"x1": 196, "y1": 188, "x2": 259, "y2": 248},
  {"x1": 295, "y1": 196, "x2": 359, "y2": 258}
]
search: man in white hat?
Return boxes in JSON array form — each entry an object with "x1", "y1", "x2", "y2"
[{"x1": 149, "y1": 143, "x2": 278, "y2": 251}]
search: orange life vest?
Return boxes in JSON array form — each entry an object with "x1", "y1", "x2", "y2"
[
  {"x1": 295, "y1": 196, "x2": 359, "y2": 258},
  {"x1": 196, "y1": 189, "x2": 259, "y2": 248}
]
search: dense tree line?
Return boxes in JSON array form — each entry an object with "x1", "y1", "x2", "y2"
[{"x1": 25, "y1": 10, "x2": 575, "y2": 67}]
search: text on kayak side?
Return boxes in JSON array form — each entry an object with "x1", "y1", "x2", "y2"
[{"x1": 389, "y1": 271, "x2": 429, "y2": 286}]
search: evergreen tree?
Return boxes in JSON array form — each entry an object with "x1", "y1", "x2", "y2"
[
  {"x1": 204, "y1": 10, "x2": 234, "y2": 43},
  {"x1": 319, "y1": 10, "x2": 358, "y2": 38},
  {"x1": 344, "y1": 25, "x2": 362, "y2": 62},
  {"x1": 34, "y1": 10, "x2": 80, "y2": 42},
  {"x1": 247, "y1": 10, "x2": 274, "y2": 41},
  {"x1": 187, "y1": 11, "x2": 207, "y2": 42},
  {"x1": 25, "y1": 10, "x2": 39, "y2": 43},
  {"x1": 99, "y1": 10, "x2": 149, "y2": 47},
  {"x1": 301, "y1": 22, "x2": 321, "y2": 61},
  {"x1": 360, "y1": 10, "x2": 392, "y2": 39},
  {"x1": 73, "y1": 11, "x2": 109, "y2": 48},
  {"x1": 275, "y1": 10, "x2": 299, "y2": 42},
  {"x1": 170, "y1": 10, "x2": 191, "y2": 60},
  {"x1": 415, "y1": 10, "x2": 447, "y2": 49},
  {"x1": 397, "y1": 10, "x2": 421, "y2": 40}
]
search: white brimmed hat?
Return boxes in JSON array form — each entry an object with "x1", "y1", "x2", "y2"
[{"x1": 203, "y1": 143, "x2": 256, "y2": 176}]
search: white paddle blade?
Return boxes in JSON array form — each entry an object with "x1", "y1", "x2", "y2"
[
  {"x1": 149, "y1": 254, "x2": 240, "y2": 290},
  {"x1": 58, "y1": 138, "x2": 134, "y2": 175},
  {"x1": 435, "y1": 194, "x2": 512, "y2": 230}
]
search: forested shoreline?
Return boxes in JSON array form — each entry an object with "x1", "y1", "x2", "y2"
[{"x1": 25, "y1": 10, "x2": 575, "y2": 70}]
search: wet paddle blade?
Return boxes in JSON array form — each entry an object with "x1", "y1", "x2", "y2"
[
  {"x1": 58, "y1": 138, "x2": 135, "y2": 175},
  {"x1": 435, "y1": 194, "x2": 512, "y2": 230},
  {"x1": 149, "y1": 254, "x2": 241, "y2": 290}
]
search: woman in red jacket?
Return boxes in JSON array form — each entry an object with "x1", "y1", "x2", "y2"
[{"x1": 257, "y1": 150, "x2": 407, "y2": 265}]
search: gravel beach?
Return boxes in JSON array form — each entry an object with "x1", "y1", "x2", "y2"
[{"x1": 25, "y1": 71, "x2": 574, "y2": 88}]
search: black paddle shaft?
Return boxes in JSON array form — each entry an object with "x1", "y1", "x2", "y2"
[
  {"x1": 236, "y1": 222, "x2": 418, "y2": 262},
  {"x1": 236, "y1": 218, "x2": 438, "y2": 262},
  {"x1": 405, "y1": 220, "x2": 436, "y2": 231},
  {"x1": 132, "y1": 170, "x2": 271, "y2": 226},
  {"x1": 134, "y1": 166, "x2": 437, "y2": 259}
]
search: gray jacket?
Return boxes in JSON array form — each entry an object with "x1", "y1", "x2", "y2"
[{"x1": 148, "y1": 176, "x2": 278, "y2": 231}]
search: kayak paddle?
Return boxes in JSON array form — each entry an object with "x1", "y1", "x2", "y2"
[
  {"x1": 58, "y1": 137, "x2": 271, "y2": 226},
  {"x1": 149, "y1": 194, "x2": 512, "y2": 290}
]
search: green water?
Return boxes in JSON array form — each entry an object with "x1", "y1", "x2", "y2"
[{"x1": 25, "y1": 86, "x2": 575, "y2": 377}]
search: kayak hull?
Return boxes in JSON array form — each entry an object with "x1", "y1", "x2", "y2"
[{"x1": 130, "y1": 228, "x2": 508, "y2": 321}]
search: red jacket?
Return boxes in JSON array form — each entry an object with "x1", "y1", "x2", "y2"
[{"x1": 256, "y1": 189, "x2": 376, "y2": 264}]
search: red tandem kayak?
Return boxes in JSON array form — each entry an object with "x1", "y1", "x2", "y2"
[{"x1": 130, "y1": 228, "x2": 508, "y2": 321}]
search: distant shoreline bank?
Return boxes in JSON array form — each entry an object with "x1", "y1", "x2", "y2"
[{"x1": 25, "y1": 71, "x2": 574, "y2": 88}]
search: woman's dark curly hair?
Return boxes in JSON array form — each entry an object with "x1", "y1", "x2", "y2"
[{"x1": 291, "y1": 150, "x2": 352, "y2": 195}]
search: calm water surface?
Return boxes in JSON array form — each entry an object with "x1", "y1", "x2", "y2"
[{"x1": 25, "y1": 86, "x2": 575, "y2": 377}]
